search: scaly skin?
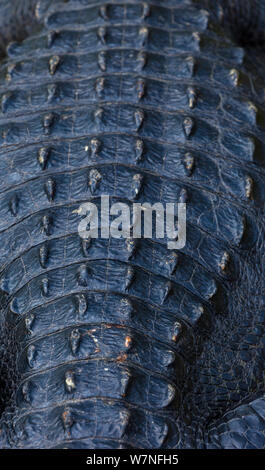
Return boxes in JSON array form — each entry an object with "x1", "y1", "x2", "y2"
[
  {"x1": 0, "y1": 0, "x2": 264, "y2": 448},
  {"x1": 0, "y1": 0, "x2": 41, "y2": 56}
]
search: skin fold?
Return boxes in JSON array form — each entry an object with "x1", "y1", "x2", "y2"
[{"x1": 0, "y1": 0, "x2": 264, "y2": 448}]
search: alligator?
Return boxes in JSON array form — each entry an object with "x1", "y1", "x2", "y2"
[{"x1": 0, "y1": 0, "x2": 264, "y2": 449}]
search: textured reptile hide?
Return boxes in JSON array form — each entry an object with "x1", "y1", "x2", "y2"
[{"x1": 0, "y1": 0, "x2": 264, "y2": 449}]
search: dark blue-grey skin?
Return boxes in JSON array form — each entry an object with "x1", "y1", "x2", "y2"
[{"x1": 0, "y1": 0, "x2": 264, "y2": 449}]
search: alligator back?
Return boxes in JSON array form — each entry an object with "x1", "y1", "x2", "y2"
[{"x1": 0, "y1": 0, "x2": 264, "y2": 449}]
